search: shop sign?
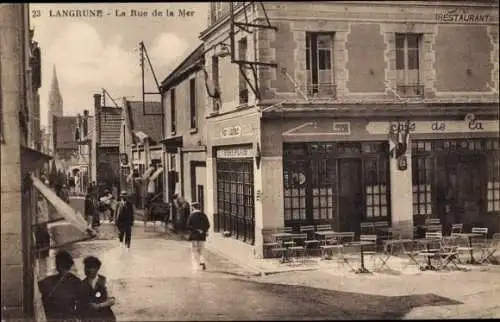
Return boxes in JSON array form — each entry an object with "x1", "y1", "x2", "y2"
[
  {"x1": 216, "y1": 146, "x2": 253, "y2": 159},
  {"x1": 366, "y1": 119, "x2": 499, "y2": 135},
  {"x1": 436, "y1": 8, "x2": 491, "y2": 24},
  {"x1": 332, "y1": 122, "x2": 351, "y2": 135},
  {"x1": 221, "y1": 126, "x2": 241, "y2": 138}
]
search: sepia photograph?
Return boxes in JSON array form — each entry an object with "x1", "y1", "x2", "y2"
[{"x1": 1, "y1": 1, "x2": 499, "y2": 320}]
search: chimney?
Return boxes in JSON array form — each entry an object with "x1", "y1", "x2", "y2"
[{"x1": 94, "y1": 94, "x2": 101, "y2": 144}]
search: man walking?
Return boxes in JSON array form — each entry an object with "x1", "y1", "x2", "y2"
[
  {"x1": 186, "y1": 202, "x2": 210, "y2": 271},
  {"x1": 115, "y1": 191, "x2": 134, "y2": 251}
]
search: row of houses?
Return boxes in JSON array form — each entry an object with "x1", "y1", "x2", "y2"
[{"x1": 52, "y1": 1, "x2": 500, "y2": 261}]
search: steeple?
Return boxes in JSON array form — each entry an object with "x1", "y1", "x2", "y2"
[{"x1": 48, "y1": 65, "x2": 63, "y2": 118}]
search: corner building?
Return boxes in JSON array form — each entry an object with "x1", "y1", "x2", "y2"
[{"x1": 200, "y1": 1, "x2": 499, "y2": 258}]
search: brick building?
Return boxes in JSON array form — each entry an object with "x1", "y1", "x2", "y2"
[
  {"x1": 120, "y1": 99, "x2": 163, "y2": 208},
  {"x1": 160, "y1": 44, "x2": 208, "y2": 212},
  {"x1": 194, "y1": 1, "x2": 499, "y2": 259}
]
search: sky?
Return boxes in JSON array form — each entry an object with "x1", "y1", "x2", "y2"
[{"x1": 30, "y1": 2, "x2": 209, "y2": 128}]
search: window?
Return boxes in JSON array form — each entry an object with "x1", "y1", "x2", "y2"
[
  {"x1": 306, "y1": 32, "x2": 335, "y2": 97},
  {"x1": 211, "y1": 56, "x2": 220, "y2": 111},
  {"x1": 170, "y1": 88, "x2": 176, "y2": 134},
  {"x1": 284, "y1": 161, "x2": 307, "y2": 222},
  {"x1": 189, "y1": 78, "x2": 196, "y2": 129},
  {"x1": 487, "y1": 151, "x2": 500, "y2": 212},
  {"x1": 395, "y1": 33, "x2": 422, "y2": 96},
  {"x1": 238, "y1": 37, "x2": 248, "y2": 104},
  {"x1": 311, "y1": 159, "x2": 335, "y2": 222},
  {"x1": 412, "y1": 156, "x2": 433, "y2": 216},
  {"x1": 364, "y1": 157, "x2": 389, "y2": 219}
]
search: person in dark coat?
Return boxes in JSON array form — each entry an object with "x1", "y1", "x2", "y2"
[
  {"x1": 115, "y1": 190, "x2": 134, "y2": 250},
  {"x1": 38, "y1": 250, "x2": 85, "y2": 322},
  {"x1": 81, "y1": 256, "x2": 116, "y2": 322},
  {"x1": 186, "y1": 202, "x2": 210, "y2": 271},
  {"x1": 84, "y1": 190, "x2": 98, "y2": 229}
]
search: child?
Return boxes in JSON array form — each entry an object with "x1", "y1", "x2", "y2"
[{"x1": 81, "y1": 256, "x2": 116, "y2": 322}]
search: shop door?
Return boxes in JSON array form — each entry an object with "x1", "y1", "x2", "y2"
[
  {"x1": 338, "y1": 158, "x2": 363, "y2": 234},
  {"x1": 444, "y1": 154, "x2": 485, "y2": 232}
]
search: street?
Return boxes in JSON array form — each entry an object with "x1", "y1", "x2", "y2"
[{"x1": 42, "y1": 197, "x2": 500, "y2": 320}]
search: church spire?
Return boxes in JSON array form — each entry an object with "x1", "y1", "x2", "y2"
[{"x1": 48, "y1": 65, "x2": 63, "y2": 117}]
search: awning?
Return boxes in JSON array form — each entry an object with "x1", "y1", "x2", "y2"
[
  {"x1": 31, "y1": 174, "x2": 96, "y2": 238},
  {"x1": 160, "y1": 135, "x2": 183, "y2": 153},
  {"x1": 21, "y1": 146, "x2": 52, "y2": 173},
  {"x1": 149, "y1": 167, "x2": 164, "y2": 181},
  {"x1": 142, "y1": 166, "x2": 155, "y2": 180}
]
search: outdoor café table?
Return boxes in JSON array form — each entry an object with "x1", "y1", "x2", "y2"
[
  {"x1": 271, "y1": 232, "x2": 293, "y2": 263},
  {"x1": 347, "y1": 240, "x2": 376, "y2": 274},
  {"x1": 315, "y1": 230, "x2": 337, "y2": 245},
  {"x1": 383, "y1": 239, "x2": 414, "y2": 254},
  {"x1": 453, "y1": 233, "x2": 484, "y2": 264},
  {"x1": 417, "y1": 238, "x2": 441, "y2": 271}
]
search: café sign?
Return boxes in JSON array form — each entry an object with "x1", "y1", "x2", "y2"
[
  {"x1": 436, "y1": 8, "x2": 491, "y2": 24},
  {"x1": 216, "y1": 146, "x2": 253, "y2": 159},
  {"x1": 366, "y1": 119, "x2": 499, "y2": 135},
  {"x1": 221, "y1": 126, "x2": 241, "y2": 138}
]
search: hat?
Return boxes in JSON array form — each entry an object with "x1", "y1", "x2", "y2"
[{"x1": 120, "y1": 190, "x2": 128, "y2": 196}]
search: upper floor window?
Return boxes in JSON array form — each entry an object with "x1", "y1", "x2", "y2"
[
  {"x1": 395, "y1": 33, "x2": 423, "y2": 97},
  {"x1": 238, "y1": 37, "x2": 249, "y2": 104},
  {"x1": 189, "y1": 78, "x2": 197, "y2": 129},
  {"x1": 170, "y1": 88, "x2": 176, "y2": 134},
  {"x1": 306, "y1": 32, "x2": 336, "y2": 98}
]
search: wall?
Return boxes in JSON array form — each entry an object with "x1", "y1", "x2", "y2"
[
  {"x1": 1, "y1": 4, "x2": 29, "y2": 318},
  {"x1": 255, "y1": 1, "x2": 499, "y2": 102}
]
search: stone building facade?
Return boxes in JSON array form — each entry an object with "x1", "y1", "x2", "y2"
[{"x1": 195, "y1": 1, "x2": 499, "y2": 259}]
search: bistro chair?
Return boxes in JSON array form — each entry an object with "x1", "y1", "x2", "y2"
[
  {"x1": 283, "y1": 226, "x2": 293, "y2": 233},
  {"x1": 471, "y1": 227, "x2": 489, "y2": 261},
  {"x1": 425, "y1": 218, "x2": 441, "y2": 226},
  {"x1": 479, "y1": 233, "x2": 500, "y2": 264},
  {"x1": 359, "y1": 234, "x2": 378, "y2": 269},
  {"x1": 316, "y1": 224, "x2": 332, "y2": 232},
  {"x1": 300, "y1": 225, "x2": 320, "y2": 257},
  {"x1": 287, "y1": 233, "x2": 308, "y2": 262},
  {"x1": 451, "y1": 224, "x2": 464, "y2": 235},
  {"x1": 360, "y1": 222, "x2": 374, "y2": 235},
  {"x1": 426, "y1": 224, "x2": 443, "y2": 233}
]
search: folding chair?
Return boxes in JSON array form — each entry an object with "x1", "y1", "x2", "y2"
[
  {"x1": 360, "y1": 222, "x2": 374, "y2": 235},
  {"x1": 426, "y1": 224, "x2": 443, "y2": 233},
  {"x1": 316, "y1": 224, "x2": 332, "y2": 231},
  {"x1": 479, "y1": 233, "x2": 500, "y2": 264},
  {"x1": 288, "y1": 233, "x2": 307, "y2": 262},
  {"x1": 455, "y1": 234, "x2": 473, "y2": 264},
  {"x1": 300, "y1": 225, "x2": 320, "y2": 257},
  {"x1": 263, "y1": 242, "x2": 281, "y2": 258},
  {"x1": 402, "y1": 240, "x2": 425, "y2": 270},
  {"x1": 359, "y1": 234, "x2": 378, "y2": 269},
  {"x1": 437, "y1": 237, "x2": 460, "y2": 270},
  {"x1": 425, "y1": 218, "x2": 441, "y2": 226},
  {"x1": 451, "y1": 223, "x2": 463, "y2": 235},
  {"x1": 283, "y1": 226, "x2": 293, "y2": 233}
]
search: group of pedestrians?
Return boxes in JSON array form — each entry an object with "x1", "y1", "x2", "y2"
[{"x1": 38, "y1": 250, "x2": 116, "y2": 322}]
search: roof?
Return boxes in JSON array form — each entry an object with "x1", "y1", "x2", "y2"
[
  {"x1": 125, "y1": 101, "x2": 163, "y2": 144},
  {"x1": 53, "y1": 115, "x2": 78, "y2": 150},
  {"x1": 99, "y1": 107, "x2": 122, "y2": 147},
  {"x1": 160, "y1": 43, "x2": 204, "y2": 91}
]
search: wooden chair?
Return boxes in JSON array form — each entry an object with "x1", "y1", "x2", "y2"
[
  {"x1": 425, "y1": 218, "x2": 441, "y2": 225},
  {"x1": 283, "y1": 226, "x2": 293, "y2": 233},
  {"x1": 480, "y1": 233, "x2": 500, "y2": 264},
  {"x1": 426, "y1": 224, "x2": 443, "y2": 233},
  {"x1": 359, "y1": 234, "x2": 378, "y2": 269}
]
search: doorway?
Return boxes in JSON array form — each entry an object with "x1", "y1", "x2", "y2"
[
  {"x1": 442, "y1": 154, "x2": 485, "y2": 232},
  {"x1": 337, "y1": 158, "x2": 363, "y2": 235}
]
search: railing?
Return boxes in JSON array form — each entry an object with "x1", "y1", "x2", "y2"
[
  {"x1": 214, "y1": 212, "x2": 255, "y2": 245},
  {"x1": 396, "y1": 84, "x2": 424, "y2": 97},
  {"x1": 306, "y1": 83, "x2": 337, "y2": 99}
]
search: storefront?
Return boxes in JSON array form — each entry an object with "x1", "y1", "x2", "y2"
[
  {"x1": 283, "y1": 141, "x2": 390, "y2": 235},
  {"x1": 214, "y1": 145, "x2": 255, "y2": 244}
]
